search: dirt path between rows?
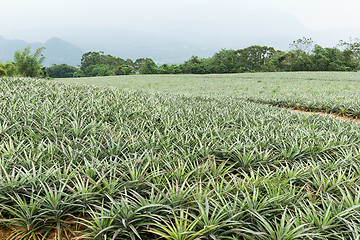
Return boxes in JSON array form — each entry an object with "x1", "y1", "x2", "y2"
[{"x1": 291, "y1": 109, "x2": 360, "y2": 123}]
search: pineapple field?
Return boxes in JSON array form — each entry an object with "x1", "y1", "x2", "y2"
[{"x1": 1, "y1": 73, "x2": 360, "y2": 239}]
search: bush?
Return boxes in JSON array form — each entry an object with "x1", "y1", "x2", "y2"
[
  {"x1": 47, "y1": 64, "x2": 80, "y2": 78},
  {"x1": 0, "y1": 63, "x2": 7, "y2": 77}
]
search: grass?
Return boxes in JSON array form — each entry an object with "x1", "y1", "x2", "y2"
[{"x1": 1, "y1": 75, "x2": 360, "y2": 239}]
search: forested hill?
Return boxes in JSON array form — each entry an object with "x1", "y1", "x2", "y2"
[{"x1": 0, "y1": 36, "x2": 83, "y2": 66}]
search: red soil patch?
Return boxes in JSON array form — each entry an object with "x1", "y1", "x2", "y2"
[{"x1": 291, "y1": 109, "x2": 360, "y2": 123}]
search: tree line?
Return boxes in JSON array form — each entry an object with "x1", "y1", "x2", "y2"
[{"x1": 1, "y1": 38, "x2": 360, "y2": 78}]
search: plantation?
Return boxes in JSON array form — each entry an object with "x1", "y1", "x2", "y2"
[
  {"x1": 1, "y1": 75, "x2": 360, "y2": 239},
  {"x1": 57, "y1": 72, "x2": 360, "y2": 118}
]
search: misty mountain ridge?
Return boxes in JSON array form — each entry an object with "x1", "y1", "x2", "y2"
[
  {"x1": 33, "y1": 38, "x2": 83, "y2": 66},
  {"x1": 1, "y1": 6, "x2": 360, "y2": 67},
  {"x1": 0, "y1": 36, "x2": 83, "y2": 66}
]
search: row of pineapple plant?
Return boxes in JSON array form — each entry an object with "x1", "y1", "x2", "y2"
[{"x1": 0, "y1": 77, "x2": 359, "y2": 239}]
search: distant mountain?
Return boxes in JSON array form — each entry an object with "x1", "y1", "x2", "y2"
[
  {"x1": 39, "y1": 38, "x2": 83, "y2": 66},
  {"x1": 59, "y1": 8, "x2": 315, "y2": 64},
  {"x1": 2, "y1": 5, "x2": 359, "y2": 67},
  {"x1": 0, "y1": 36, "x2": 84, "y2": 66},
  {"x1": 62, "y1": 29, "x2": 218, "y2": 64},
  {"x1": 0, "y1": 36, "x2": 28, "y2": 63}
]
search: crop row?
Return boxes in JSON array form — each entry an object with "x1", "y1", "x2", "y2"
[
  {"x1": 0, "y1": 77, "x2": 360, "y2": 239},
  {"x1": 57, "y1": 72, "x2": 360, "y2": 117}
]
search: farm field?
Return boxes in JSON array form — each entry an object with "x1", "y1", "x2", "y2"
[
  {"x1": 56, "y1": 72, "x2": 360, "y2": 118},
  {"x1": 0, "y1": 74, "x2": 360, "y2": 239}
]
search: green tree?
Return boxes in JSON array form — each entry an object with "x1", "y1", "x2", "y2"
[
  {"x1": 236, "y1": 45, "x2": 276, "y2": 72},
  {"x1": 212, "y1": 49, "x2": 241, "y2": 73},
  {"x1": 47, "y1": 64, "x2": 81, "y2": 78},
  {"x1": 73, "y1": 71, "x2": 85, "y2": 78},
  {"x1": 5, "y1": 62, "x2": 17, "y2": 76},
  {"x1": 170, "y1": 64, "x2": 182, "y2": 74},
  {"x1": 134, "y1": 58, "x2": 158, "y2": 74},
  {"x1": 115, "y1": 65, "x2": 133, "y2": 75},
  {"x1": 80, "y1": 51, "x2": 103, "y2": 73},
  {"x1": 312, "y1": 45, "x2": 351, "y2": 71},
  {"x1": 14, "y1": 46, "x2": 45, "y2": 77},
  {"x1": 181, "y1": 56, "x2": 213, "y2": 74},
  {"x1": 263, "y1": 50, "x2": 286, "y2": 71},
  {"x1": 336, "y1": 38, "x2": 360, "y2": 70},
  {"x1": 85, "y1": 64, "x2": 114, "y2": 76},
  {"x1": 0, "y1": 63, "x2": 7, "y2": 77},
  {"x1": 286, "y1": 50, "x2": 313, "y2": 71},
  {"x1": 290, "y1": 37, "x2": 315, "y2": 54},
  {"x1": 158, "y1": 64, "x2": 173, "y2": 74},
  {"x1": 80, "y1": 51, "x2": 127, "y2": 76}
]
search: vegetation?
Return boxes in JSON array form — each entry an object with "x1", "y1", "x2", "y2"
[
  {"x1": 0, "y1": 46, "x2": 47, "y2": 78},
  {"x1": 0, "y1": 63, "x2": 7, "y2": 77},
  {"x1": 2, "y1": 38, "x2": 360, "y2": 78},
  {"x1": 56, "y1": 72, "x2": 360, "y2": 119},
  {"x1": 46, "y1": 64, "x2": 84, "y2": 78},
  {"x1": 69, "y1": 38, "x2": 360, "y2": 78},
  {"x1": 1, "y1": 76, "x2": 360, "y2": 239},
  {"x1": 14, "y1": 46, "x2": 46, "y2": 77}
]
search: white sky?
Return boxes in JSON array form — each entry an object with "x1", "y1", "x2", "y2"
[{"x1": 1, "y1": 0, "x2": 360, "y2": 41}]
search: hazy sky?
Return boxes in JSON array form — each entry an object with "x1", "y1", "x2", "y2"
[{"x1": 2, "y1": 0, "x2": 360, "y2": 42}]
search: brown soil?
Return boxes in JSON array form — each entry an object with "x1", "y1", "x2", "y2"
[
  {"x1": 0, "y1": 225, "x2": 84, "y2": 240},
  {"x1": 291, "y1": 109, "x2": 360, "y2": 123},
  {"x1": 0, "y1": 227, "x2": 12, "y2": 240}
]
